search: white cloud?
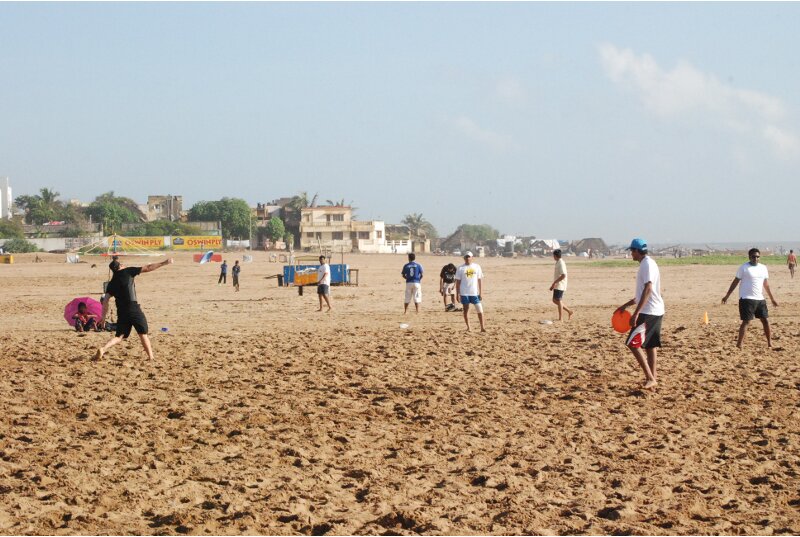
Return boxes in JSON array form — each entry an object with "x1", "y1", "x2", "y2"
[
  {"x1": 598, "y1": 42, "x2": 798, "y2": 159},
  {"x1": 452, "y1": 116, "x2": 518, "y2": 152},
  {"x1": 494, "y1": 76, "x2": 527, "y2": 105}
]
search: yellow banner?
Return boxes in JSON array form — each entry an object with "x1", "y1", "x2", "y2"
[
  {"x1": 108, "y1": 236, "x2": 165, "y2": 249},
  {"x1": 172, "y1": 235, "x2": 223, "y2": 250}
]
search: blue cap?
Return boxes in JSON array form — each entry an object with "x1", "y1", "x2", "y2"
[{"x1": 627, "y1": 238, "x2": 647, "y2": 251}]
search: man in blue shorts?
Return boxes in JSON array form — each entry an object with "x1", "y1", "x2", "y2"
[
  {"x1": 615, "y1": 238, "x2": 664, "y2": 389},
  {"x1": 455, "y1": 251, "x2": 485, "y2": 332},
  {"x1": 722, "y1": 248, "x2": 779, "y2": 349}
]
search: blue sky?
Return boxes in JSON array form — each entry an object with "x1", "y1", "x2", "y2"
[{"x1": 2, "y1": 2, "x2": 799, "y2": 243}]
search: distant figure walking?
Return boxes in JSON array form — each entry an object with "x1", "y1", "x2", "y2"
[
  {"x1": 615, "y1": 238, "x2": 664, "y2": 390},
  {"x1": 549, "y1": 249, "x2": 574, "y2": 321},
  {"x1": 317, "y1": 255, "x2": 332, "y2": 312},
  {"x1": 218, "y1": 260, "x2": 228, "y2": 285},
  {"x1": 401, "y1": 253, "x2": 423, "y2": 314},
  {"x1": 788, "y1": 250, "x2": 797, "y2": 279},
  {"x1": 439, "y1": 262, "x2": 458, "y2": 311},
  {"x1": 95, "y1": 256, "x2": 173, "y2": 360},
  {"x1": 722, "y1": 248, "x2": 779, "y2": 349},
  {"x1": 456, "y1": 251, "x2": 485, "y2": 332},
  {"x1": 232, "y1": 260, "x2": 241, "y2": 292}
]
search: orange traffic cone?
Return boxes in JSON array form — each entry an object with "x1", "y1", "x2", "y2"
[{"x1": 703, "y1": 311, "x2": 709, "y2": 325}]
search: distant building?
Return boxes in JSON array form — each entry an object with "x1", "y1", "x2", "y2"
[
  {"x1": 299, "y1": 206, "x2": 389, "y2": 252},
  {"x1": 1, "y1": 177, "x2": 11, "y2": 219},
  {"x1": 143, "y1": 195, "x2": 182, "y2": 221}
]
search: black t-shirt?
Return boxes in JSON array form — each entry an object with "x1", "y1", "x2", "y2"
[
  {"x1": 106, "y1": 267, "x2": 142, "y2": 311},
  {"x1": 440, "y1": 265, "x2": 456, "y2": 283}
]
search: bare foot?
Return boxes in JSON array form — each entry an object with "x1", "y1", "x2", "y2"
[
  {"x1": 643, "y1": 379, "x2": 657, "y2": 390},
  {"x1": 568, "y1": 311, "x2": 574, "y2": 320},
  {"x1": 317, "y1": 308, "x2": 323, "y2": 312},
  {"x1": 94, "y1": 348, "x2": 104, "y2": 360},
  {"x1": 480, "y1": 328, "x2": 487, "y2": 333}
]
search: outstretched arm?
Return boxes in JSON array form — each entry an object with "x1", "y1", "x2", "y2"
[
  {"x1": 141, "y1": 258, "x2": 173, "y2": 273},
  {"x1": 722, "y1": 277, "x2": 740, "y2": 304}
]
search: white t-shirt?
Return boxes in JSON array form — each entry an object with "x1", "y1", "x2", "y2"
[
  {"x1": 318, "y1": 263, "x2": 331, "y2": 286},
  {"x1": 554, "y1": 259, "x2": 567, "y2": 291},
  {"x1": 455, "y1": 263, "x2": 483, "y2": 296},
  {"x1": 635, "y1": 256, "x2": 665, "y2": 316},
  {"x1": 736, "y1": 262, "x2": 769, "y2": 300}
]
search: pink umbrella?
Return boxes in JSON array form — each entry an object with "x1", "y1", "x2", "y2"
[{"x1": 64, "y1": 297, "x2": 104, "y2": 327}]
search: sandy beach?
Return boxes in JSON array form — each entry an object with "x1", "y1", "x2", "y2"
[{"x1": 1, "y1": 251, "x2": 799, "y2": 535}]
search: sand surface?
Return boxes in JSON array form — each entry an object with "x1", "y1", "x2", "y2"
[{"x1": 1, "y1": 252, "x2": 799, "y2": 535}]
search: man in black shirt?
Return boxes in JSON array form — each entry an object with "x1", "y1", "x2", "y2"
[
  {"x1": 440, "y1": 263, "x2": 458, "y2": 311},
  {"x1": 95, "y1": 255, "x2": 173, "y2": 360}
]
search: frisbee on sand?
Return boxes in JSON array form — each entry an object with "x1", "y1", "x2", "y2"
[{"x1": 611, "y1": 309, "x2": 631, "y2": 333}]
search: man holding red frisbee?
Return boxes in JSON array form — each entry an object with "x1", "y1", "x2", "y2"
[{"x1": 615, "y1": 238, "x2": 664, "y2": 389}]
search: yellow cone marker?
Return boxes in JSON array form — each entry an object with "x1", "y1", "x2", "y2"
[{"x1": 703, "y1": 311, "x2": 709, "y2": 325}]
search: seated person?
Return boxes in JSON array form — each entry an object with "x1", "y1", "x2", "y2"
[{"x1": 73, "y1": 302, "x2": 99, "y2": 332}]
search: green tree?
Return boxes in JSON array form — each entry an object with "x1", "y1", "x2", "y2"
[
  {"x1": 264, "y1": 216, "x2": 286, "y2": 241},
  {"x1": 86, "y1": 192, "x2": 145, "y2": 234},
  {"x1": 0, "y1": 219, "x2": 24, "y2": 239},
  {"x1": 15, "y1": 188, "x2": 67, "y2": 225},
  {"x1": 284, "y1": 231, "x2": 295, "y2": 249},
  {"x1": 288, "y1": 191, "x2": 319, "y2": 211},
  {"x1": 401, "y1": 213, "x2": 438, "y2": 240},
  {"x1": 455, "y1": 224, "x2": 499, "y2": 243},
  {"x1": 122, "y1": 220, "x2": 201, "y2": 237},
  {"x1": 1, "y1": 237, "x2": 38, "y2": 253},
  {"x1": 188, "y1": 198, "x2": 252, "y2": 239}
]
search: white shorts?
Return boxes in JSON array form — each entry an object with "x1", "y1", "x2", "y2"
[
  {"x1": 405, "y1": 282, "x2": 422, "y2": 304},
  {"x1": 442, "y1": 282, "x2": 455, "y2": 295}
]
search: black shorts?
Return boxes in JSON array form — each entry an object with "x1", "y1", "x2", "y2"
[
  {"x1": 233, "y1": 275, "x2": 239, "y2": 286},
  {"x1": 116, "y1": 303, "x2": 149, "y2": 338},
  {"x1": 318, "y1": 284, "x2": 330, "y2": 295},
  {"x1": 628, "y1": 313, "x2": 663, "y2": 349},
  {"x1": 553, "y1": 289, "x2": 565, "y2": 300},
  {"x1": 739, "y1": 299, "x2": 768, "y2": 321}
]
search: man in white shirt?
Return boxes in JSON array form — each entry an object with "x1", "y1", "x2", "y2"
[
  {"x1": 615, "y1": 238, "x2": 664, "y2": 390},
  {"x1": 316, "y1": 255, "x2": 332, "y2": 312},
  {"x1": 455, "y1": 251, "x2": 485, "y2": 332},
  {"x1": 549, "y1": 249, "x2": 573, "y2": 321},
  {"x1": 722, "y1": 248, "x2": 779, "y2": 349}
]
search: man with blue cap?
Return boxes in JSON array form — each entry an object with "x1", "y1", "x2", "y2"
[{"x1": 615, "y1": 238, "x2": 664, "y2": 389}]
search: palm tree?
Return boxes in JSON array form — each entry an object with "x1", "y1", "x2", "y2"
[
  {"x1": 401, "y1": 213, "x2": 437, "y2": 240},
  {"x1": 288, "y1": 191, "x2": 319, "y2": 211}
]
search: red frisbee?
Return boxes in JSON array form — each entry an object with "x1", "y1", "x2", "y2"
[{"x1": 612, "y1": 310, "x2": 631, "y2": 333}]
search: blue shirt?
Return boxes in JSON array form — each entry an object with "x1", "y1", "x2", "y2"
[{"x1": 402, "y1": 261, "x2": 423, "y2": 283}]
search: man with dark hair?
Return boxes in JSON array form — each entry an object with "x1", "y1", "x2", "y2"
[
  {"x1": 788, "y1": 249, "x2": 796, "y2": 279},
  {"x1": 218, "y1": 260, "x2": 228, "y2": 285},
  {"x1": 232, "y1": 260, "x2": 241, "y2": 292},
  {"x1": 722, "y1": 248, "x2": 779, "y2": 349},
  {"x1": 439, "y1": 262, "x2": 458, "y2": 311},
  {"x1": 615, "y1": 238, "x2": 664, "y2": 389},
  {"x1": 456, "y1": 251, "x2": 486, "y2": 332},
  {"x1": 95, "y1": 255, "x2": 173, "y2": 360},
  {"x1": 401, "y1": 252, "x2": 423, "y2": 314},
  {"x1": 549, "y1": 249, "x2": 573, "y2": 321},
  {"x1": 317, "y1": 255, "x2": 332, "y2": 312}
]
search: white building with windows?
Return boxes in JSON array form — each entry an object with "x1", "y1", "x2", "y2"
[
  {"x1": 299, "y1": 206, "x2": 400, "y2": 252},
  {"x1": 1, "y1": 177, "x2": 12, "y2": 219}
]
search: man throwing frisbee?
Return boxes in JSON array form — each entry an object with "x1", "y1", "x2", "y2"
[
  {"x1": 95, "y1": 255, "x2": 173, "y2": 360},
  {"x1": 615, "y1": 238, "x2": 664, "y2": 389}
]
